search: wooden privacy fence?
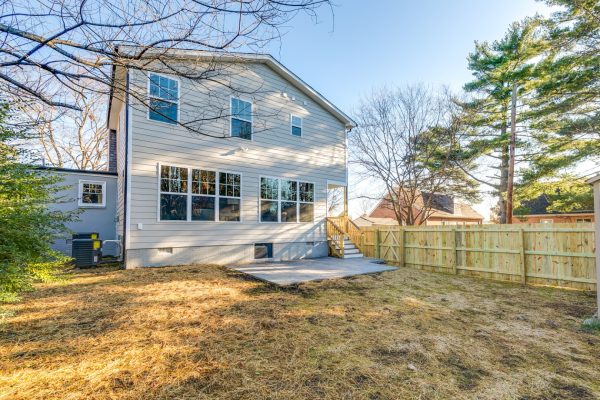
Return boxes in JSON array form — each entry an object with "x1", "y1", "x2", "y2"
[{"x1": 357, "y1": 223, "x2": 596, "y2": 290}]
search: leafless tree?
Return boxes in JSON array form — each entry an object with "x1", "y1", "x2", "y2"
[
  {"x1": 349, "y1": 85, "x2": 479, "y2": 226},
  {"x1": 0, "y1": 0, "x2": 332, "y2": 135},
  {"x1": 327, "y1": 186, "x2": 344, "y2": 216},
  {"x1": 23, "y1": 91, "x2": 108, "y2": 170}
]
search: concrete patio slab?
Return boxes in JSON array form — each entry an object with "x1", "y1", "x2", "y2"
[{"x1": 228, "y1": 257, "x2": 396, "y2": 286}]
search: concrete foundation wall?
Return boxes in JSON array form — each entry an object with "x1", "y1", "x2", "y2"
[{"x1": 125, "y1": 241, "x2": 328, "y2": 268}]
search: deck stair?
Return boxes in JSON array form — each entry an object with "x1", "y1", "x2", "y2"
[{"x1": 325, "y1": 216, "x2": 365, "y2": 259}]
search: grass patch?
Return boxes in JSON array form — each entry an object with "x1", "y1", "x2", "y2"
[
  {"x1": 0, "y1": 264, "x2": 599, "y2": 399},
  {"x1": 581, "y1": 317, "x2": 600, "y2": 333}
]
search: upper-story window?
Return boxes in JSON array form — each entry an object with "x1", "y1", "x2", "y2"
[
  {"x1": 231, "y1": 97, "x2": 252, "y2": 140},
  {"x1": 78, "y1": 180, "x2": 106, "y2": 208},
  {"x1": 148, "y1": 74, "x2": 179, "y2": 124},
  {"x1": 291, "y1": 115, "x2": 302, "y2": 137}
]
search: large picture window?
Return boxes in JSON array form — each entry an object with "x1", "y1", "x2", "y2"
[
  {"x1": 230, "y1": 97, "x2": 252, "y2": 140},
  {"x1": 148, "y1": 74, "x2": 179, "y2": 124},
  {"x1": 260, "y1": 177, "x2": 314, "y2": 223},
  {"x1": 159, "y1": 164, "x2": 241, "y2": 222}
]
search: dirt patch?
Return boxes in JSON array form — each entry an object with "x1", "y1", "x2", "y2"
[{"x1": 442, "y1": 351, "x2": 490, "y2": 390}]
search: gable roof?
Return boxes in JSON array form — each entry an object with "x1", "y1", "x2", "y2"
[
  {"x1": 107, "y1": 48, "x2": 356, "y2": 129},
  {"x1": 369, "y1": 191, "x2": 483, "y2": 222}
]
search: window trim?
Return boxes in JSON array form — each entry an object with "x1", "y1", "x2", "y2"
[
  {"x1": 147, "y1": 72, "x2": 180, "y2": 125},
  {"x1": 230, "y1": 96, "x2": 254, "y2": 140},
  {"x1": 78, "y1": 179, "x2": 106, "y2": 208},
  {"x1": 258, "y1": 176, "x2": 315, "y2": 224},
  {"x1": 290, "y1": 114, "x2": 302, "y2": 137},
  {"x1": 157, "y1": 162, "x2": 242, "y2": 223}
]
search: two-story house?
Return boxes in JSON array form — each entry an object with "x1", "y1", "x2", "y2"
[{"x1": 105, "y1": 50, "x2": 355, "y2": 268}]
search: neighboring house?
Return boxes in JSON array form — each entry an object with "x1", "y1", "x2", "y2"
[
  {"x1": 106, "y1": 50, "x2": 356, "y2": 267},
  {"x1": 42, "y1": 166, "x2": 118, "y2": 255},
  {"x1": 359, "y1": 192, "x2": 483, "y2": 226},
  {"x1": 514, "y1": 194, "x2": 595, "y2": 224}
]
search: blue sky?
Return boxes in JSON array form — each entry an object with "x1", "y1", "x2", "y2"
[
  {"x1": 265, "y1": 0, "x2": 553, "y2": 219},
  {"x1": 268, "y1": 0, "x2": 551, "y2": 112}
]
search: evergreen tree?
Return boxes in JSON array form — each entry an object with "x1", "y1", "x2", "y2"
[
  {"x1": 522, "y1": 0, "x2": 600, "y2": 185},
  {"x1": 0, "y1": 105, "x2": 73, "y2": 301},
  {"x1": 461, "y1": 19, "x2": 545, "y2": 223}
]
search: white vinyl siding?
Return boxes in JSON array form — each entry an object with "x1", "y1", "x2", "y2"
[{"x1": 125, "y1": 61, "x2": 346, "y2": 249}]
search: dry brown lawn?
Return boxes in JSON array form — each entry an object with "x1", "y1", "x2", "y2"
[{"x1": 0, "y1": 264, "x2": 599, "y2": 400}]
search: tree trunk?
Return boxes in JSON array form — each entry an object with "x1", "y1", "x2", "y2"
[
  {"x1": 506, "y1": 82, "x2": 518, "y2": 224},
  {"x1": 497, "y1": 104, "x2": 510, "y2": 224}
]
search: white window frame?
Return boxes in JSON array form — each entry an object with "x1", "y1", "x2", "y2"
[
  {"x1": 576, "y1": 218, "x2": 592, "y2": 223},
  {"x1": 290, "y1": 114, "x2": 302, "y2": 137},
  {"x1": 78, "y1": 179, "x2": 106, "y2": 208},
  {"x1": 147, "y1": 72, "x2": 180, "y2": 124},
  {"x1": 230, "y1": 96, "x2": 253, "y2": 140},
  {"x1": 191, "y1": 168, "x2": 217, "y2": 222},
  {"x1": 298, "y1": 181, "x2": 315, "y2": 223},
  {"x1": 157, "y1": 163, "x2": 242, "y2": 223},
  {"x1": 217, "y1": 170, "x2": 243, "y2": 222},
  {"x1": 259, "y1": 176, "x2": 314, "y2": 223}
]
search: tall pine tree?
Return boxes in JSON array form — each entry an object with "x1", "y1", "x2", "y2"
[
  {"x1": 461, "y1": 19, "x2": 545, "y2": 223},
  {"x1": 523, "y1": 0, "x2": 600, "y2": 185}
]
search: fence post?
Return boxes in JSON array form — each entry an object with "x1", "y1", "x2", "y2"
[
  {"x1": 519, "y1": 227, "x2": 527, "y2": 284},
  {"x1": 399, "y1": 227, "x2": 405, "y2": 267},
  {"x1": 375, "y1": 228, "x2": 381, "y2": 259},
  {"x1": 451, "y1": 227, "x2": 457, "y2": 274}
]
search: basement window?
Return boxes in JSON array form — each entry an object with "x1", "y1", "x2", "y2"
[{"x1": 254, "y1": 243, "x2": 273, "y2": 259}]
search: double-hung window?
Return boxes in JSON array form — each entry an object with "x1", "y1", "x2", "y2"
[
  {"x1": 191, "y1": 169, "x2": 216, "y2": 221},
  {"x1": 218, "y1": 172, "x2": 242, "y2": 221},
  {"x1": 159, "y1": 166, "x2": 188, "y2": 220},
  {"x1": 299, "y1": 182, "x2": 314, "y2": 222},
  {"x1": 148, "y1": 74, "x2": 179, "y2": 124},
  {"x1": 260, "y1": 177, "x2": 314, "y2": 223},
  {"x1": 291, "y1": 115, "x2": 302, "y2": 137},
  {"x1": 159, "y1": 164, "x2": 241, "y2": 222},
  {"x1": 260, "y1": 178, "x2": 279, "y2": 222},
  {"x1": 231, "y1": 97, "x2": 252, "y2": 140}
]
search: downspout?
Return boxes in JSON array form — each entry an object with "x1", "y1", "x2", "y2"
[{"x1": 121, "y1": 70, "x2": 130, "y2": 265}]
